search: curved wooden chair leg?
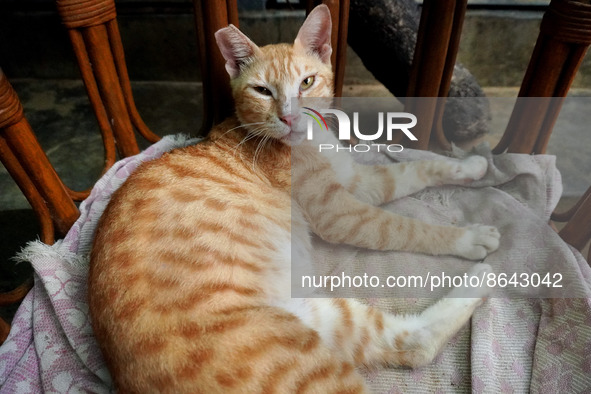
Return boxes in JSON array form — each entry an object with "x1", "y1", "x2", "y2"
[
  {"x1": 481, "y1": 0, "x2": 591, "y2": 256},
  {"x1": 305, "y1": 0, "x2": 350, "y2": 98},
  {"x1": 0, "y1": 318, "x2": 11, "y2": 344},
  {"x1": 0, "y1": 70, "x2": 79, "y2": 237},
  {"x1": 429, "y1": 0, "x2": 467, "y2": 151},
  {"x1": 0, "y1": 70, "x2": 72, "y2": 344},
  {"x1": 56, "y1": 0, "x2": 161, "y2": 165},
  {"x1": 395, "y1": 0, "x2": 467, "y2": 151},
  {"x1": 494, "y1": 0, "x2": 591, "y2": 154},
  {"x1": 0, "y1": 136, "x2": 55, "y2": 244},
  {"x1": 0, "y1": 279, "x2": 34, "y2": 309},
  {"x1": 552, "y1": 185, "x2": 591, "y2": 223},
  {"x1": 554, "y1": 186, "x2": 591, "y2": 261},
  {"x1": 192, "y1": 0, "x2": 239, "y2": 134},
  {"x1": 107, "y1": 21, "x2": 161, "y2": 144}
]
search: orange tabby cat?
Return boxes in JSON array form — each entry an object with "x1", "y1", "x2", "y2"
[{"x1": 89, "y1": 5, "x2": 499, "y2": 393}]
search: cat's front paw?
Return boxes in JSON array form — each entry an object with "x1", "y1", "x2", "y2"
[
  {"x1": 448, "y1": 156, "x2": 488, "y2": 184},
  {"x1": 454, "y1": 224, "x2": 500, "y2": 260}
]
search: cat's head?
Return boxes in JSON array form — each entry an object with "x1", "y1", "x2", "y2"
[{"x1": 215, "y1": 5, "x2": 334, "y2": 146}]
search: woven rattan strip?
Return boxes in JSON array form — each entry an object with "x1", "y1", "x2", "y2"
[
  {"x1": 0, "y1": 71, "x2": 24, "y2": 129},
  {"x1": 56, "y1": 0, "x2": 117, "y2": 29},
  {"x1": 540, "y1": 0, "x2": 591, "y2": 44}
]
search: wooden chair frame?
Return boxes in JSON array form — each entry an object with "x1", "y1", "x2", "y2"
[{"x1": 1, "y1": 0, "x2": 590, "y2": 343}]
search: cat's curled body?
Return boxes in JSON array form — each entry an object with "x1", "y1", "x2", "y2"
[{"x1": 89, "y1": 6, "x2": 500, "y2": 393}]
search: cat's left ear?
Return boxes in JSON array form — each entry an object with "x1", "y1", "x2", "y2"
[
  {"x1": 215, "y1": 24, "x2": 261, "y2": 79},
  {"x1": 294, "y1": 4, "x2": 332, "y2": 64}
]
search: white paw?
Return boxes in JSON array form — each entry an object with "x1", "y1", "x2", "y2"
[
  {"x1": 448, "y1": 263, "x2": 494, "y2": 300},
  {"x1": 448, "y1": 156, "x2": 488, "y2": 184},
  {"x1": 454, "y1": 224, "x2": 500, "y2": 260}
]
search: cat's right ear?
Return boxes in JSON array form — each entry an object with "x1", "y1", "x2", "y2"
[{"x1": 215, "y1": 25, "x2": 260, "y2": 79}]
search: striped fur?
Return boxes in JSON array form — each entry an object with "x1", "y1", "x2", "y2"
[{"x1": 89, "y1": 6, "x2": 499, "y2": 393}]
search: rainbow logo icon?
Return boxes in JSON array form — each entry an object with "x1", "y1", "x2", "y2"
[{"x1": 303, "y1": 107, "x2": 328, "y2": 130}]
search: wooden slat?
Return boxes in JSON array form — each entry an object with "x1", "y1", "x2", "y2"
[
  {"x1": 495, "y1": 0, "x2": 591, "y2": 154},
  {"x1": 559, "y1": 190, "x2": 591, "y2": 251},
  {"x1": 333, "y1": 0, "x2": 349, "y2": 97},
  {"x1": 430, "y1": 0, "x2": 467, "y2": 151},
  {"x1": 0, "y1": 71, "x2": 79, "y2": 237},
  {"x1": 107, "y1": 20, "x2": 161, "y2": 144},
  {"x1": 494, "y1": 39, "x2": 571, "y2": 154},
  {"x1": 68, "y1": 29, "x2": 117, "y2": 171},
  {"x1": 83, "y1": 25, "x2": 140, "y2": 157},
  {"x1": 0, "y1": 318, "x2": 11, "y2": 344},
  {"x1": 402, "y1": 0, "x2": 457, "y2": 150},
  {"x1": 2, "y1": 120, "x2": 80, "y2": 236},
  {"x1": 0, "y1": 280, "x2": 34, "y2": 308},
  {"x1": 193, "y1": 0, "x2": 237, "y2": 133},
  {"x1": 0, "y1": 135, "x2": 55, "y2": 244}
]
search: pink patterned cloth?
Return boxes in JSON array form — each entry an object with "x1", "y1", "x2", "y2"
[
  {"x1": 0, "y1": 135, "x2": 198, "y2": 393},
  {"x1": 0, "y1": 137, "x2": 589, "y2": 393}
]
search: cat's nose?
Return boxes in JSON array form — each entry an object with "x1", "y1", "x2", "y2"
[{"x1": 280, "y1": 114, "x2": 296, "y2": 126}]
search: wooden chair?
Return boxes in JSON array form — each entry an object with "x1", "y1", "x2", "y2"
[{"x1": 1, "y1": 0, "x2": 590, "y2": 344}]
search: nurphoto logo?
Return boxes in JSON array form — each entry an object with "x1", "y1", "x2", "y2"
[{"x1": 304, "y1": 107, "x2": 418, "y2": 153}]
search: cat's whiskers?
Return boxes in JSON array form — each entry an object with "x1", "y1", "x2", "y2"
[
  {"x1": 233, "y1": 127, "x2": 266, "y2": 154},
  {"x1": 250, "y1": 133, "x2": 264, "y2": 168},
  {"x1": 219, "y1": 122, "x2": 267, "y2": 159},
  {"x1": 230, "y1": 126, "x2": 269, "y2": 168},
  {"x1": 219, "y1": 121, "x2": 266, "y2": 139},
  {"x1": 252, "y1": 133, "x2": 272, "y2": 171}
]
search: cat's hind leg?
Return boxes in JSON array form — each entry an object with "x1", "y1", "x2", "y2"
[{"x1": 298, "y1": 263, "x2": 492, "y2": 369}]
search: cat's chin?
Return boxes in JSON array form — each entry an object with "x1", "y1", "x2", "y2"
[{"x1": 279, "y1": 130, "x2": 307, "y2": 146}]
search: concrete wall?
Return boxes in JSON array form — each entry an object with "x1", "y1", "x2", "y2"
[{"x1": 1, "y1": 2, "x2": 591, "y2": 88}]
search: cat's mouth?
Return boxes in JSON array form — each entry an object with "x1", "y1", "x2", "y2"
[
  {"x1": 279, "y1": 128, "x2": 306, "y2": 146},
  {"x1": 278, "y1": 115, "x2": 307, "y2": 145}
]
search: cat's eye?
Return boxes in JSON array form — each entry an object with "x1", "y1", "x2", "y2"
[
  {"x1": 253, "y1": 86, "x2": 273, "y2": 96},
  {"x1": 300, "y1": 76, "x2": 315, "y2": 91}
]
